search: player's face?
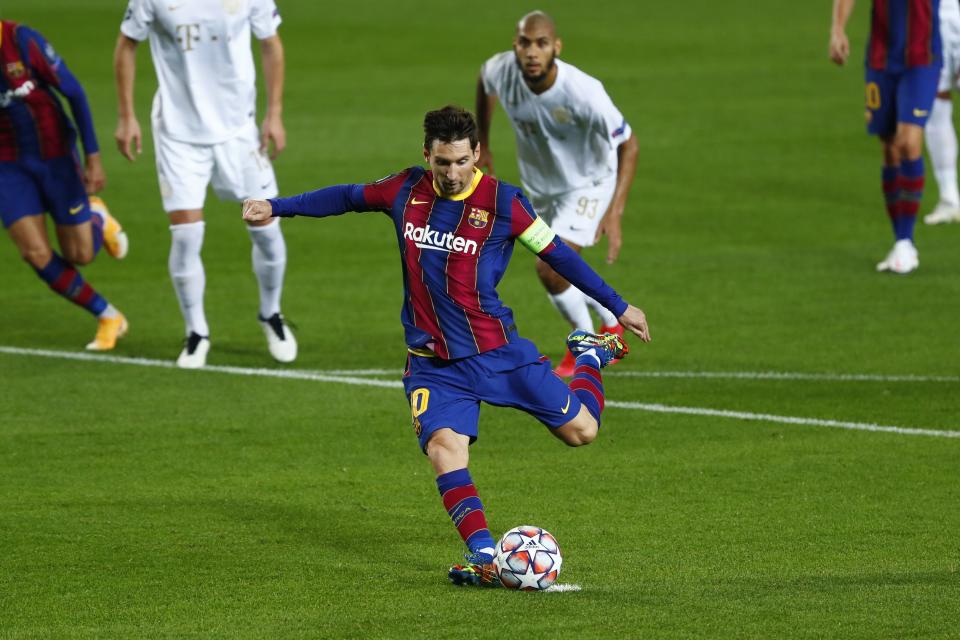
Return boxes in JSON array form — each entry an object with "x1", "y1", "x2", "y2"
[
  {"x1": 424, "y1": 138, "x2": 480, "y2": 197},
  {"x1": 513, "y1": 25, "x2": 562, "y2": 83}
]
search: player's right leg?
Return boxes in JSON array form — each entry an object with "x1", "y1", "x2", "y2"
[
  {"x1": 154, "y1": 123, "x2": 214, "y2": 367},
  {"x1": 403, "y1": 356, "x2": 497, "y2": 586}
]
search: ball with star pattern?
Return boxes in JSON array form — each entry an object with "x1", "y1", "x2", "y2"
[{"x1": 493, "y1": 525, "x2": 563, "y2": 591}]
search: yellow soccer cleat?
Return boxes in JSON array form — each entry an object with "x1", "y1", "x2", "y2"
[
  {"x1": 85, "y1": 313, "x2": 129, "y2": 351},
  {"x1": 89, "y1": 196, "x2": 129, "y2": 259}
]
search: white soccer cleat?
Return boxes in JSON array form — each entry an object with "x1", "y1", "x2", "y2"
[
  {"x1": 259, "y1": 313, "x2": 297, "y2": 363},
  {"x1": 875, "y1": 239, "x2": 919, "y2": 274},
  {"x1": 176, "y1": 332, "x2": 210, "y2": 368},
  {"x1": 923, "y1": 202, "x2": 960, "y2": 225}
]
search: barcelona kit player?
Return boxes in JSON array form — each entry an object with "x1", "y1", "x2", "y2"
[
  {"x1": 0, "y1": 20, "x2": 128, "y2": 349},
  {"x1": 831, "y1": 0, "x2": 942, "y2": 273},
  {"x1": 242, "y1": 106, "x2": 651, "y2": 586}
]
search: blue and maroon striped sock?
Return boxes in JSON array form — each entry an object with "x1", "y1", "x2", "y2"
[
  {"x1": 33, "y1": 253, "x2": 107, "y2": 317},
  {"x1": 895, "y1": 158, "x2": 924, "y2": 241},
  {"x1": 569, "y1": 353, "x2": 605, "y2": 426},
  {"x1": 436, "y1": 468, "x2": 496, "y2": 558}
]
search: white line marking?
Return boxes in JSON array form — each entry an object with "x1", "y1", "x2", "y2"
[
  {"x1": 603, "y1": 370, "x2": 960, "y2": 383},
  {"x1": 0, "y1": 346, "x2": 403, "y2": 389},
  {"x1": 3, "y1": 346, "x2": 958, "y2": 439},
  {"x1": 544, "y1": 583, "x2": 582, "y2": 593},
  {"x1": 607, "y1": 401, "x2": 960, "y2": 439}
]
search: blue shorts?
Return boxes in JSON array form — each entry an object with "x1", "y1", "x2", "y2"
[
  {"x1": 402, "y1": 339, "x2": 582, "y2": 452},
  {"x1": 865, "y1": 64, "x2": 941, "y2": 137},
  {"x1": 0, "y1": 154, "x2": 91, "y2": 229}
]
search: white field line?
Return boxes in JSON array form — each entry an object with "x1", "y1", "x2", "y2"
[
  {"x1": 603, "y1": 370, "x2": 960, "y2": 383},
  {"x1": 607, "y1": 401, "x2": 960, "y2": 439},
  {"x1": 2, "y1": 346, "x2": 958, "y2": 439},
  {"x1": 544, "y1": 583, "x2": 582, "y2": 593}
]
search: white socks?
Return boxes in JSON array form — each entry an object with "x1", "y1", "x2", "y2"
[
  {"x1": 247, "y1": 219, "x2": 287, "y2": 319},
  {"x1": 548, "y1": 285, "x2": 594, "y2": 331},
  {"x1": 98, "y1": 303, "x2": 119, "y2": 319},
  {"x1": 925, "y1": 97, "x2": 960, "y2": 207},
  {"x1": 584, "y1": 294, "x2": 618, "y2": 328},
  {"x1": 168, "y1": 221, "x2": 209, "y2": 337}
]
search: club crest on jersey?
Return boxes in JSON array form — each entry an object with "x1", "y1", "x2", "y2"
[
  {"x1": 552, "y1": 106, "x2": 573, "y2": 124},
  {"x1": 5, "y1": 62, "x2": 25, "y2": 79},
  {"x1": 467, "y1": 207, "x2": 489, "y2": 229}
]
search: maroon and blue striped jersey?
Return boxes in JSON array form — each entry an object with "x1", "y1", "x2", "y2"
[
  {"x1": 0, "y1": 21, "x2": 98, "y2": 162},
  {"x1": 866, "y1": 0, "x2": 942, "y2": 70},
  {"x1": 269, "y1": 167, "x2": 629, "y2": 360}
]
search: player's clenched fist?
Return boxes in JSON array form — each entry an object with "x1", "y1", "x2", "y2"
[{"x1": 242, "y1": 198, "x2": 273, "y2": 222}]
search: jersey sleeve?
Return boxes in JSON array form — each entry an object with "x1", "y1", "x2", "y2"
[
  {"x1": 250, "y1": 0, "x2": 282, "y2": 39},
  {"x1": 17, "y1": 26, "x2": 99, "y2": 155},
  {"x1": 480, "y1": 51, "x2": 510, "y2": 97},
  {"x1": 511, "y1": 192, "x2": 628, "y2": 317},
  {"x1": 587, "y1": 82, "x2": 632, "y2": 148},
  {"x1": 120, "y1": 0, "x2": 154, "y2": 41},
  {"x1": 362, "y1": 169, "x2": 413, "y2": 211}
]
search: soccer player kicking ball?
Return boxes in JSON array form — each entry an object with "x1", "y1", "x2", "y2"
[
  {"x1": 0, "y1": 20, "x2": 129, "y2": 350},
  {"x1": 830, "y1": 0, "x2": 942, "y2": 274},
  {"x1": 242, "y1": 106, "x2": 651, "y2": 587},
  {"x1": 476, "y1": 11, "x2": 639, "y2": 375}
]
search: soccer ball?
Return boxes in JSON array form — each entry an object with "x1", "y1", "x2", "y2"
[{"x1": 494, "y1": 525, "x2": 563, "y2": 591}]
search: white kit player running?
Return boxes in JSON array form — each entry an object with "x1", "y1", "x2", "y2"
[
  {"x1": 476, "y1": 11, "x2": 639, "y2": 377},
  {"x1": 925, "y1": 0, "x2": 960, "y2": 224},
  {"x1": 113, "y1": 0, "x2": 297, "y2": 368}
]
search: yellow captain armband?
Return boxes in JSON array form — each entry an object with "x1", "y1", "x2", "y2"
[{"x1": 518, "y1": 217, "x2": 556, "y2": 253}]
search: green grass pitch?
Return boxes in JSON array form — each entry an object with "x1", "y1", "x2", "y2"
[{"x1": 2, "y1": 1, "x2": 959, "y2": 638}]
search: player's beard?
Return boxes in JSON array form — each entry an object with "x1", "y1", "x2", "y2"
[{"x1": 517, "y1": 52, "x2": 556, "y2": 84}]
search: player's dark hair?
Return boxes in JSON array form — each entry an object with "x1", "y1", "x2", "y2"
[{"x1": 423, "y1": 105, "x2": 479, "y2": 150}]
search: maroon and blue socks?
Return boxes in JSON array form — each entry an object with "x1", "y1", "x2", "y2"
[
  {"x1": 883, "y1": 158, "x2": 924, "y2": 242},
  {"x1": 569, "y1": 353, "x2": 605, "y2": 426},
  {"x1": 436, "y1": 468, "x2": 496, "y2": 559},
  {"x1": 33, "y1": 252, "x2": 107, "y2": 317}
]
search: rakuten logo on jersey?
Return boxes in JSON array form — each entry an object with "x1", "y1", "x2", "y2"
[
  {"x1": 404, "y1": 223, "x2": 478, "y2": 255},
  {"x1": 0, "y1": 80, "x2": 35, "y2": 108}
]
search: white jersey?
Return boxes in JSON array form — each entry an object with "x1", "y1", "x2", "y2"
[
  {"x1": 121, "y1": 0, "x2": 281, "y2": 145},
  {"x1": 943, "y1": 0, "x2": 960, "y2": 36},
  {"x1": 481, "y1": 51, "x2": 631, "y2": 197}
]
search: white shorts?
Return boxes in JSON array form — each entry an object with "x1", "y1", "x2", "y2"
[
  {"x1": 526, "y1": 176, "x2": 617, "y2": 248},
  {"x1": 152, "y1": 117, "x2": 278, "y2": 212},
  {"x1": 939, "y1": 19, "x2": 960, "y2": 92}
]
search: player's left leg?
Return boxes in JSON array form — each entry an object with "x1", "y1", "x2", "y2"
[
  {"x1": 213, "y1": 122, "x2": 296, "y2": 363},
  {"x1": 404, "y1": 355, "x2": 497, "y2": 586}
]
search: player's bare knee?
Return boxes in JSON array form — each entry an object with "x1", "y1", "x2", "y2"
[
  {"x1": 65, "y1": 245, "x2": 94, "y2": 265},
  {"x1": 18, "y1": 242, "x2": 52, "y2": 268},
  {"x1": 555, "y1": 414, "x2": 598, "y2": 447}
]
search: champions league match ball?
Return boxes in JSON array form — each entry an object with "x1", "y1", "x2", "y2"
[{"x1": 494, "y1": 525, "x2": 563, "y2": 591}]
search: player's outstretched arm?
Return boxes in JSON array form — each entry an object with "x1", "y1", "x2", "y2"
[
  {"x1": 113, "y1": 34, "x2": 142, "y2": 161},
  {"x1": 829, "y1": 0, "x2": 855, "y2": 65}
]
